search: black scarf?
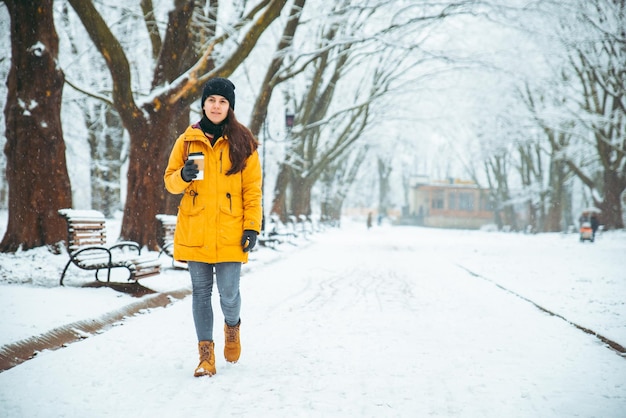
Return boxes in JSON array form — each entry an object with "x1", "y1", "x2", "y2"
[{"x1": 199, "y1": 115, "x2": 226, "y2": 145}]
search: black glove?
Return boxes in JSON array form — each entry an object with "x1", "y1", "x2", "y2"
[
  {"x1": 241, "y1": 230, "x2": 258, "y2": 252},
  {"x1": 181, "y1": 159, "x2": 199, "y2": 182}
]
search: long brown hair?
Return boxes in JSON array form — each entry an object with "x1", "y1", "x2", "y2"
[{"x1": 222, "y1": 108, "x2": 259, "y2": 175}]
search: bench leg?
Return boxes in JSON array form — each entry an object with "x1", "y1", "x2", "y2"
[
  {"x1": 59, "y1": 260, "x2": 74, "y2": 286},
  {"x1": 94, "y1": 268, "x2": 107, "y2": 282},
  {"x1": 61, "y1": 264, "x2": 114, "y2": 286},
  {"x1": 94, "y1": 266, "x2": 133, "y2": 283}
]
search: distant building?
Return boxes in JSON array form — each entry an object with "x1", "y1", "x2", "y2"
[{"x1": 406, "y1": 176, "x2": 495, "y2": 229}]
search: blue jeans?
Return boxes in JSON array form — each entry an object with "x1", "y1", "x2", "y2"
[{"x1": 188, "y1": 261, "x2": 241, "y2": 342}]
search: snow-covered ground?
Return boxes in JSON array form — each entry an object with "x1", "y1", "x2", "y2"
[{"x1": 0, "y1": 212, "x2": 625, "y2": 417}]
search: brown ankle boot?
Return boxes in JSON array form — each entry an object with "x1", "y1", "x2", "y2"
[
  {"x1": 224, "y1": 320, "x2": 241, "y2": 363},
  {"x1": 194, "y1": 340, "x2": 216, "y2": 377}
]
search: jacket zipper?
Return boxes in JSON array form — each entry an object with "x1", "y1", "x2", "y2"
[
  {"x1": 219, "y1": 151, "x2": 223, "y2": 174},
  {"x1": 226, "y1": 193, "x2": 232, "y2": 212}
]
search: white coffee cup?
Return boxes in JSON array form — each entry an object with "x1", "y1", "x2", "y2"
[{"x1": 188, "y1": 152, "x2": 204, "y2": 180}]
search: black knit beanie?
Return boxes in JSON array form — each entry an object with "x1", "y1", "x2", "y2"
[{"x1": 201, "y1": 77, "x2": 236, "y2": 111}]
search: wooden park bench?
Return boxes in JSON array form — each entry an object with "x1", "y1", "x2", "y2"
[
  {"x1": 155, "y1": 214, "x2": 187, "y2": 269},
  {"x1": 58, "y1": 209, "x2": 161, "y2": 286},
  {"x1": 259, "y1": 214, "x2": 298, "y2": 248},
  {"x1": 258, "y1": 231, "x2": 281, "y2": 249},
  {"x1": 297, "y1": 214, "x2": 314, "y2": 238},
  {"x1": 155, "y1": 214, "x2": 176, "y2": 259}
]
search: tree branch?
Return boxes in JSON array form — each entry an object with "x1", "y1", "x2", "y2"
[{"x1": 67, "y1": 0, "x2": 139, "y2": 125}]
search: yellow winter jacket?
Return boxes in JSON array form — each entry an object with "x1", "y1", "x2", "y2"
[{"x1": 163, "y1": 125, "x2": 262, "y2": 264}]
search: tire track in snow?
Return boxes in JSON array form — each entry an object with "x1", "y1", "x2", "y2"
[{"x1": 456, "y1": 263, "x2": 626, "y2": 358}]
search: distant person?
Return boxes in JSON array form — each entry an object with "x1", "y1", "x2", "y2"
[
  {"x1": 590, "y1": 213, "x2": 599, "y2": 239},
  {"x1": 164, "y1": 78, "x2": 262, "y2": 377},
  {"x1": 367, "y1": 212, "x2": 373, "y2": 229}
]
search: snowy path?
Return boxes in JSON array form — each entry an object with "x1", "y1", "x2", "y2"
[{"x1": 1, "y1": 224, "x2": 625, "y2": 417}]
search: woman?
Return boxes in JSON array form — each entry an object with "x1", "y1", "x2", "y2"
[{"x1": 164, "y1": 78, "x2": 262, "y2": 377}]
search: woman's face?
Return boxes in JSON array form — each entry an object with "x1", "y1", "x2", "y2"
[{"x1": 203, "y1": 95, "x2": 230, "y2": 124}]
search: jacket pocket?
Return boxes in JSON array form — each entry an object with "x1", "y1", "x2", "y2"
[
  {"x1": 176, "y1": 203, "x2": 205, "y2": 247},
  {"x1": 218, "y1": 194, "x2": 243, "y2": 246}
]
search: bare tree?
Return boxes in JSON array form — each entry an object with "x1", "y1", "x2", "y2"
[
  {"x1": 320, "y1": 144, "x2": 369, "y2": 222},
  {"x1": 529, "y1": 0, "x2": 626, "y2": 229},
  {"x1": 248, "y1": 0, "x2": 307, "y2": 138},
  {"x1": 267, "y1": 0, "x2": 485, "y2": 222},
  {"x1": 484, "y1": 152, "x2": 518, "y2": 231},
  {"x1": 465, "y1": 115, "x2": 520, "y2": 231},
  {"x1": 57, "y1": 2, "x2": 126, "y2": 217},
  {"x1": 0, "y1": 0, "x2": 73, "y2": 252},
  {"x1": 270, "y1": 1, "x2": 409, "y2": 220},
  {"x1": 66, "y1": 0, "x2": 288, "y2": 248},
  {"x1": 518, "y1": 83, "x2": 578, "y2": 232}
]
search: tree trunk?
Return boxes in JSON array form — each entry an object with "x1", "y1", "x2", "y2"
[
  {"x1": 162, "y1": 114, "x2": 189, "y2": 216},
  {"x1": 290, "y1": 177, "x2": 313, "y2": 217},
  {"x1": 485, "y1": 156, "x2": 518, "y2": 231},
  {"x1": 1, "y1": 0, "x2": 73, "y2": 252},
  {"x1": 545, "y1": 159, "x2": 567, "y2": 232},
  {"x1": 377, "y1": 157, "x2": 391, "y2": 217},
  {"x1": 87, "y1": 104, "x2": 124, "y2": 217},
  {"x1": 597, "y1": 171, "x2": 625, "y2": 230},
  {"x1": 119, "y1": 106, "x2": 179, "y2": 249},
  {"x1": 320, "y1": 146, "x2": 368, "y2": 223},
  {"x1": 270, "y1": 162, "x2": 292, "y2": 221}
]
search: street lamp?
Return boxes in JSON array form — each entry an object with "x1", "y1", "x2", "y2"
[{"x1": 285, "y1": 112, "x2": 294, "y2": 130}]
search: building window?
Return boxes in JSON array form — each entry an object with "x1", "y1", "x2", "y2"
[
  {"x1": 431, "y1": 191, "x2": 444, "y2": 209},
  {"x1": 459, "y1": 193, "x2": 474, "y2": 211}
]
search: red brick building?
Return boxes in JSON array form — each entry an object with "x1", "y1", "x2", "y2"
[{"x1": 408, "y1": 177, "x2": 495, "y2": 229}]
